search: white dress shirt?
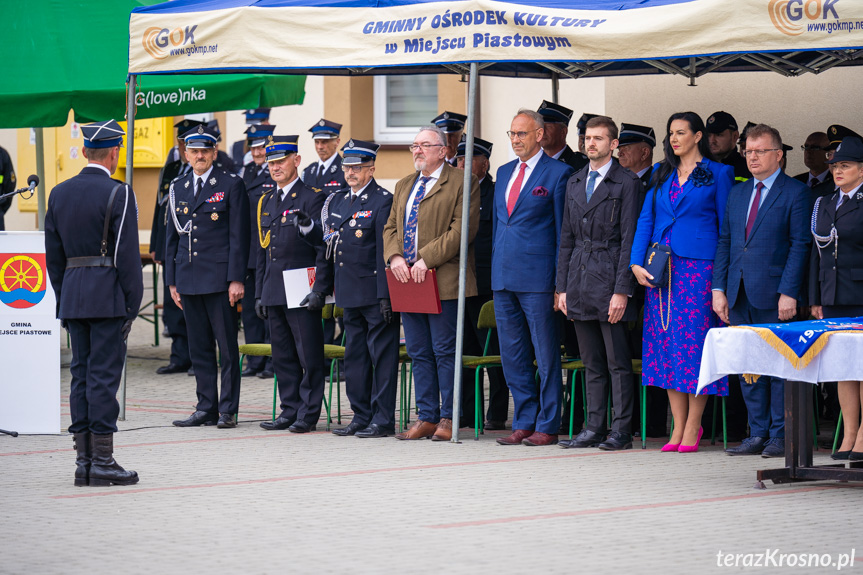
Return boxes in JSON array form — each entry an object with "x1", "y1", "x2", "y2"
[{"x1": 505, "y1": 149, "x2": 544, "y2": 205}]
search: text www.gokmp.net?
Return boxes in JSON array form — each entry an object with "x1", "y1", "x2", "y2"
[
  {"x1": 807, "y1": 19, "x2": 863, "y2": 33},
  {"x1": 717, "y1": 549, "x2": 856, "y2": 570},
  {"x1": 169, "y1": 44, "x2": 218, "y2": 57}
]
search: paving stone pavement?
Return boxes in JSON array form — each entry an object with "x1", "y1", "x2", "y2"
[{"x1": 2, "y1": 295, "x2": 862, "y2": 574}]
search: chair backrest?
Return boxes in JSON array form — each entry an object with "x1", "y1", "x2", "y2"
[
  {"x1": 477, "y1": 299, "x2": 496, "y2": 330},
  {"x1": 334, "y1": 305, "x2": 344, "y2": 318}
]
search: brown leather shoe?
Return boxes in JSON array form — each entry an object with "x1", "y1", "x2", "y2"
[
  {"x1": 395, "y1": 419, "x2": 437, "y2": 440},
  {"x1": 431, "y1": 418, "x2": 453, "y2": 441},
  {"x1": 496, "y1": 429, "x2": 533, "y2": 445},
  {"x1": 522, "y1": 432, "x2": 559, "y2": 446}
]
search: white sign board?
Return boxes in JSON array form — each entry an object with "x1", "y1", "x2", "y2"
[
  {"x1": 282, "y1": 267, "x2": 335, "y2": 309},
  {"x1": 0, "y1": 232, "x2": 61, "y2": 434}
]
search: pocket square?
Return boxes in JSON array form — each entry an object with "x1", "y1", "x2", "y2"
[{"x1": 531, "y1": 186, "x2": 549, "y2": 197}]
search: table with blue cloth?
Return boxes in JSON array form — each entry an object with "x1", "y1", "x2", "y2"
[{"x1": 698, "y1": 318, "x2": 863, "y2": 485}]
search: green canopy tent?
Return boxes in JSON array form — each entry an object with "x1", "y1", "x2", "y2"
[{"x1": 1, "y1": 0, "x2": 306, "y2": 225}]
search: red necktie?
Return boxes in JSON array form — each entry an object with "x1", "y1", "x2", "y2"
[
  {"x1": 507, "y1": 163, "x2": 527, "y2": 216},
  {"x1": 745, "y1": 182, "x2": 764, "y2": 240}
]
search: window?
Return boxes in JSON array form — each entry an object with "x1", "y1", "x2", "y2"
[{"x1": 374, "y1": 75, "x2": 438, "y2": 144}]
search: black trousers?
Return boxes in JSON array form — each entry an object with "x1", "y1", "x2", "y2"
[
  {"x1": 162, "y1": 271, "x2": 190, "y2": 368},
  {"x1": 67, "y1": 318, "x2": 127, "y2": 434},
  {"x1": 182, "y1": 292, "x2": 241, "y2": 415},
  {"x1": 573, "y1": 319, "x2": 635, "y2": 435},
  {"x1": 461, "y1": 294, "x2": 510, "y2": 425},
  {"x1": 241, "y1": 268, "x2": 271, "y2": 372},
  {"x1": 268, "y1": 304, "x2": 325, "y2": 424},
  {"x1": 343, "y1": 304, "x2": 400, "y2": 429}
]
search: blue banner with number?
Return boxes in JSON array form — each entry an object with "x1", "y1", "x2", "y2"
[{"x1": 733, "y1": 318, "x2": 863, "y2": 370}]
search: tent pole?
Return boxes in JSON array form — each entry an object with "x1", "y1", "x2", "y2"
[
  {"x1": 551, "y1": 72, "x2": 560, "y2": 103},
  {"x1": 119, "y1": 74, "x2": 137, "y2": 421},
  {"x1": 35, "y1": 129, "x2": 46, "y2": 230},
  {"x1": 451, "y1": 62, "x2": 478, "y2": 443}
]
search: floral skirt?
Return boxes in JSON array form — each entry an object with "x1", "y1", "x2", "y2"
[{"x1": 642, "y1": 255, "x2": 728, "y2": 396}]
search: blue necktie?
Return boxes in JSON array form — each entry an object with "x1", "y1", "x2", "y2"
[
  {"x1": 585, "y1": 171, "x2": 599, "y2": 202},
  {"x1": 404, "y1": 176, "x2": 431, "y2": 263}
]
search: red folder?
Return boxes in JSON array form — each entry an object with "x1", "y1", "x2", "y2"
[{"x1": 386, "y1": 268, "x2": 442, "y2": 314}]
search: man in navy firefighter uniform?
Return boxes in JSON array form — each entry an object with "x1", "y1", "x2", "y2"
[
  {"x1": 166, "y1": 124, "x2": 250, "y2": 429},
  {"x1": 45, "y1": 119, "x2": 143, "y2": 486},
  {"x1": 307, "y1": 139, "x2": 400, "y2": 438},
  {"x1": 255, "y1": 136, "x2": 333, "y2": 433},
  {"x1": 239, "y1": 123, "x2": 277, "y2": 378},
  {"x1": 149, "y1": 118, "x2": 203, "y2": 376}
]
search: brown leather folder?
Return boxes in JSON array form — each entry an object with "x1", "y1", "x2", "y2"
[{"x1": 385, "y1": 268, "x2": 442, "y2": 314}]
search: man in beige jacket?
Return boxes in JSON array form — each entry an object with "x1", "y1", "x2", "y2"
[{"x1": 383, "y1": 126, "x2": 480, "y2": 441}]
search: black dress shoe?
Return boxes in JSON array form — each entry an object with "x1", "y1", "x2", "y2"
[
  {"x1": 241, "y1": 368, "x2": 260, "y2": 377},
  {"x1": 332, "y1": 422, "x2": 365, "y2": 436},
  {"x1": 258, "y1": 370, "x2": 275, "y2": 379},
  {"x1": 725, "y1": 436, "x2": 767, "y2": 456},
  {"x1": 355, "y1": 423, "x2": 394, "y2": 438},
  {"x1": 172, "y1": 410, "x2": 218, "y2": 427},
  {"x1": 187, "y1": 367, "x2": 195, "y2": 377},
  {"x1": 260, "y1": 416, "x2": 295, "y2": 431},
  {"x1": 288, "y1": 420, "x2": 317, "y2": 433},
  {"x1": 484, "y1": 420, "x2": 506, "y2": 431},
  {"x1": 598, "y1": 431, "x2": 633, "y2": 451},
  {"x1": 216, "y1": 414, "x2": 237, "y2": 429},
  {"x1": 559, "y1": 429, "x2": 606, "y2": 449},
  {"x1": 831, "y1": 450, "x2": 852, "y2": 460},
  {"x1": 761, "y1": 438, "x2": 784, "y2": 458},
  {"x1": 156, "y1": 363, "x2": 191, "y2": 375}
]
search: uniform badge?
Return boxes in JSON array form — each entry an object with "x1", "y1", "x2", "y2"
[
  {"x1": 355, "y1": 230, "x2": 363, "y2": 238},
  {"x1": 209, "y1": 177, "x2": 217, "y2": 186},
  {"x1": 183, "y1": 207, "x2": 188, "y2": 214},
  {"x1": 361, "y1": 194, "x2": 368, "y2": 201},
  {"x1": 164, "y1": 183, "x2": 169, "y2": 190},
  {"x1": 349, "y1": 219, "x2": 356, "y2": 227},
  {"x1": 211, "y1": 212, "x2": 219, "y2": 221},
  {"x1": 281, "y1": 216, "x2": 287, "y2": 223},
  {"x1": 857, "y1": 193, "x2": 862, "y2": 200},
  {"x1": 291, "y1": 192, "x2": 297, "y2": 198},
  {"x1": 185, "y1": 181, "x2": 190, "y2": 189},
  {"x1": 330, "y1": 165, "x2": 337, "y2": 174}
]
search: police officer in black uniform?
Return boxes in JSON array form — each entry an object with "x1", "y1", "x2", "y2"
[
  {"x1": 432, "y1": 111, "x2": 467, "y2": 167},
  {"x1": 167, "y1": 124, "x2": 250, "y2": 429},
  {"x1": 455, "y1": 135, "x2": 511, "y2": 429},
  {"x1": 256, "y1": 136, "x2": 332, "y2": 433},
  {"x1": 306, "y1": 139, "x2": 400, "y2": 437},
  {"x1": 301, "y1": 118, "x2": 348, "y2": 195},
  {"x1": 45, "y1": 119, "x2": 143, "y2": 486},
  {"x1": 150, "y1": 119, "x2": 203, "y2": 375},
  {"x1": 231, "y1": 108, "x2": 271, "y2": 168},
  {"x1": 706, "y1": 111, "x2": 751, "y2": 182},
  {"x1": 239, "y1": 123, "x2": 277, "y2": 378},
  {"x1": 0, "y1": 143, "x2": 16, "y2": 230},
  {"x1": 537, "y1": 100, "x2": 588, "y2": 173}
]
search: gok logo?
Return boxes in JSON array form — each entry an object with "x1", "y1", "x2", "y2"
[
  {"x1": 142, "y1": 25, "x2": 198, "y2": 59},
  {"x1": 769, "y1": 0, "x2": 840, "y2": 36}
]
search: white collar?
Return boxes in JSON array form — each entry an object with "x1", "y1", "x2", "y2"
[{"x1": 86, "y1": 163, "x2": 112, "y2": 177}]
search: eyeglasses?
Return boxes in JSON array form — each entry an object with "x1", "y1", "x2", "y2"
[
  {"x1": 801, "y1": 145, "x2": 826, "y2": 151},
  {"x1": 742, "y1": 149, "x2": 780, "y2": 158},
  {"x1": 341, "y1": 164, "x2": 371, "y2": 173},
  {"x1": 408, "y1": 143, "x2": 444, "y2": 152},
  {"x1": 506, "y1": 129, "x2": 537, "y2": 141}
]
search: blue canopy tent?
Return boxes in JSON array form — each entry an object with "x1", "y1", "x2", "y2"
[{"x1": 128, "y1": 0, "x2": 863, "y2": 441}]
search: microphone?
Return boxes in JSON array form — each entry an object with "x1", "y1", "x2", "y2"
[{"x1": 14, "y1": 175, "x2": 39, "y2": 195}]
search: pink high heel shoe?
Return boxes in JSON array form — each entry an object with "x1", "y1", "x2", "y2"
[
  {"x1": 660, "y1": 442, "x2": 680, "y2": 452},
  {"x1": 678, "y1": 427, "x2": 704, "y2": 453}
]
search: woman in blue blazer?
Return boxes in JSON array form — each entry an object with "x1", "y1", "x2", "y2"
[{"x1": 630, "y1": 111, "x2": 734, "y2": 453}]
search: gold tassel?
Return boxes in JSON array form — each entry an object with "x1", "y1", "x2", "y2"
[{"x1": 732, "y1": 326, "x2": 860, "y2": 371}]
